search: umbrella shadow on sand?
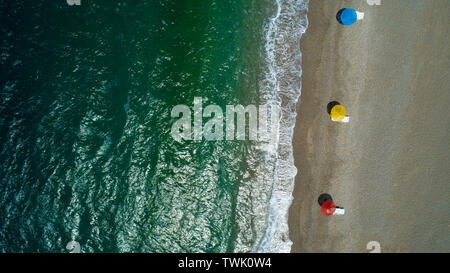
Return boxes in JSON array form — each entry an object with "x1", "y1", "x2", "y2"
[
  {"x1": 327, "y1": 101, "x2": 341, "y2": 115},
  {"x1": 318, "y1": 193, "x2": 333, "y2": 206}
]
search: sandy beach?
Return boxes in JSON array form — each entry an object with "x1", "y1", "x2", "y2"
[{"x1": 289, "y1": 0, "x2": 449, "y2": 252}]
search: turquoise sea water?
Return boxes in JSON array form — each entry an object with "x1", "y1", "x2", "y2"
[{"x1": 0, "y1": 0, "x2": 308, "y2": 252}]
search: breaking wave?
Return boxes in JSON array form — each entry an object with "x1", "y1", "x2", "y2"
[{"x1": 256, "y1": 0, "x2": 309, "y2": 253}]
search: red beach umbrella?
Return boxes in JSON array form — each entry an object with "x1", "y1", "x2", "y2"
[{"x1": 321, "y1": 200, "x2": 336, "y2": 216}]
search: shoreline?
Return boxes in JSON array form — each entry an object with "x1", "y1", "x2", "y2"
[
  {"x1": 289, "y1": 0, "x2": 449, "y2": 252},
  {"x1": 256, "y1": 0, "x2": 309, "y2": 253}
]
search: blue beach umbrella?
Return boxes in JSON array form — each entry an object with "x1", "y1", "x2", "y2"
[{"x1": 337, "y1": 8, "x2": 357, "y2": 25}]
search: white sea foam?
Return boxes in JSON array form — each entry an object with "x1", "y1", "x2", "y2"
[{"x1": 255, "y1": 0, "x2": 309, "y2": 253}]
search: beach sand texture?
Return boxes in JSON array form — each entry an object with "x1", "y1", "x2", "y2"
[{"x1": 289, "y1": 0, "x2": 449, "y2": 252}]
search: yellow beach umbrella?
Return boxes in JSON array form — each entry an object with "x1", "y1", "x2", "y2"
[{"x1": 330, "y1": 105, "x2": 346, "y2": 121}]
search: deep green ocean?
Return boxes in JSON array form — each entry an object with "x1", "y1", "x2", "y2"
[{"x1": 0, "y1": 0, "x2": 308, "y2": 252}]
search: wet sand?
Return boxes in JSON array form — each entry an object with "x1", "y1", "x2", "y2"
[{"x1": 289, "y1": 0, "x2": 450, "y2": 252}]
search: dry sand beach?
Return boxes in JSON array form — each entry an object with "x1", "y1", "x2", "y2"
[{"x1": 289, "y1": 0, "x2": 449, "y2": 252}]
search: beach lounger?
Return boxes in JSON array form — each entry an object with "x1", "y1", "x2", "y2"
[
  {"x1": 333, "y1": 207, "x2": 345, "y2": 215},
  {"x1": 356, "y1": 11, "x2": 365, "y2": 21},
  {"x1": 331, "y1": 115, "x2": 350, "y2": 123}
]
